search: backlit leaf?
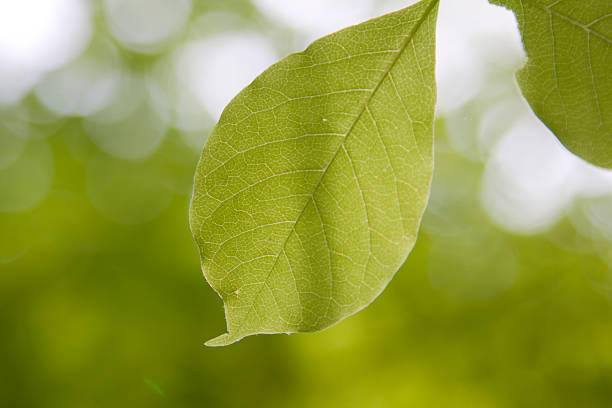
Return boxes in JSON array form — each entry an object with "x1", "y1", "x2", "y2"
[
  {"x1": 491, "y1": 0, "x2": 612, "y2": 168},
  {"x1": 190, "y1": 0, "x2": 439, "y2": 346}
]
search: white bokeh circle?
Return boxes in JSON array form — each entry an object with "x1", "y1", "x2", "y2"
[
  {"x1": 0, "y1": 0, "x2": 92, "y2": 105},
  {"x1": 104, "y1": 0, "x2": 192, "y2": 53},
  {"x1": 176, "y1": 32, "x2": 278, "y2": 119}
]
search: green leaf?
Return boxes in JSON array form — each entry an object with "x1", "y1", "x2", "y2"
[
  {"x1": 190, "y1": 0, "x2": 439, "y2": 346},
  {"x1": 490, "y1": 0, "x2": 612, "y2": 168}
]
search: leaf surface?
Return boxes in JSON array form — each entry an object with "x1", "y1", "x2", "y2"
[
  {"x1": 491, "y1": 0, "x2": 612, "y2": 167},
  {"x1": 190, "y1": 0, "x2": 438, "y2": 346}
]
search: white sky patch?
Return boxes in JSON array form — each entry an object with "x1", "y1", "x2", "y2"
[
  {"x1": 481, "y1": 116, "x2": 576, "y2": 234},
  {"x1": 435, "y1": 0, "x2": 523, "y2": 113},
  {"x1": 375, "y1": 0, "x2": 419, "y2": 14},
  {"x1": 104, "y1": 0, "x2": 192, "y2": 53},
  {"x1": 569, "y1": 160, "x2": 612, "y2": 199},
  {"x1": 0, "y1": 0, "x2": 92, "y2": 105},
  {"x1": 253, "y1": 0, "x2": 374, "y2": 42},
  {"x1": 478, "y1": 98, "x2": 526, "y2": 156},
  {"x1": 177, "y1": 32, "x2": 278, "y2": 120}
]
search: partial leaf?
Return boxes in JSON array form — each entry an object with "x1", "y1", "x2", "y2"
[
  {"x1": 491, "y1": 0, "x2": 612, "y2": 168},
  {"x1": 190, "y1": 0, "x2": 439, "y2": 346}
]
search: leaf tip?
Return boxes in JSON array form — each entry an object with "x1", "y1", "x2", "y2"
[{"x1": 205, "y1": 332, "x2": 242, "y2": 347}]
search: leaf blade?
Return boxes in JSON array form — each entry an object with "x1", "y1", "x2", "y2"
[
  {"x1": 190, "y1": 0, "x2": 439, "y2": 346},
  {"x1": 491, "y1": 0, "x2": 612, "y2": 167}
]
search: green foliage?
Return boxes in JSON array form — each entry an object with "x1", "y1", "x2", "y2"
[
  {"x1": 490, "y1": 0, "x2": 612, "y2": 168},
  {"x1": 190, "y1": 0, "x2": 439, "y2": 346}
]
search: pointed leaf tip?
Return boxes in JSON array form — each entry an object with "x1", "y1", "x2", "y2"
[{"x1": 205, "y1": 333, "x2": 234, "y2": 347}]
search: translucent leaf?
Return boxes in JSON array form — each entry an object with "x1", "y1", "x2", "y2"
[
  {"x1": 491, "y1": 0, "x2": 612, "y2": 168},
  {"x1": 190, "y1": 0, "x2": 439, "y2": 346}
]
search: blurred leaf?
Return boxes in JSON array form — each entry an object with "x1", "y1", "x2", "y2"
[
  {"x1": 490, "y1": 0, "x2": 612, "y2": 168},
  {"x1": 190, "y1": 0, "x2": 439, "y2": 346}
]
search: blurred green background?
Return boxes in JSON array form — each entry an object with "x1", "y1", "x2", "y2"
[{"x1": 1, "y1": 0, "x2": 612, "y2": 406}]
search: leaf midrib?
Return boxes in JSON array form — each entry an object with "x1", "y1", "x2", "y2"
[{"x1": 223, "y1": 0, "x2": 439, "y2": 341}]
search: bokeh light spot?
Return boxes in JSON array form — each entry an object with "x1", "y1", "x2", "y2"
[
  {"x1": 481, "y1": 117, "x2": 574, "y2": 234},
  {"x1": 151, "y1": 52, "x2": 213, "y2": 132},
  {"x1": 176, "y1": 32, "x2": 278, "y2": 119},
  {"x1": 35, "y1": 39, "x2": 122, "y2": 117},
  {"x1": 0, "y1": 0, "x2": 92, "y2": 105},
  {"x1": 435, "y1": 0, "x2": 523, "y2": 113},
  {"x1": 104, "y1": 0, "x2": 192, "y2": 53},
  {"x1": 84, "y1": 105, "x2": 168, "y2": 160}
]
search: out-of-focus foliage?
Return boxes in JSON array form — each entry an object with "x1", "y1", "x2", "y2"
[{"x1": 1, "y1": 0, "x2": 612, "y2": 407}]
